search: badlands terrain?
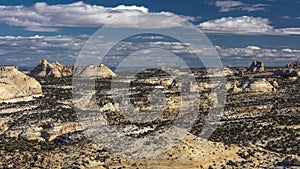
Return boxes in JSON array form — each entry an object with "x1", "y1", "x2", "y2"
[{"x1": 0, "y1": 59, "x2": 299, "y2": 168}]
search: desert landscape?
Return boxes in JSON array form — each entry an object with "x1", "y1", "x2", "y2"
[
  {"x1": 0, "y1": 59, "x2": 299, "y2": 168},
  {"x1": 0, "y1": 1, "x2": 299, "y2": 168}
]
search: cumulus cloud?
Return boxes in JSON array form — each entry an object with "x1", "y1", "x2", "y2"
[
  {"x1": 0, "y1": 34, "x2": 209, "y2": 66},
  {"x1": 214, "y1": 45, "x2": 300, "y2": 66},
  {"x1": 0, "y1": 35, "x2": 88, "y2": 66},
  {"x1": 1, "y1": 34, "x2": 299, "y2": 67},
  {"x1": 0, "y1": 2, "x2": 192, "y2": 32},
  {"x1": 279, "y1": 28, "x2": 300, "y2": 35},
  {"x1": 199, "y1": 16, "x2": 273, "y2": 34},
  {"x1": 216, "y1": 45, "x2": 300, "y2": 58},
  {"x1": 215, "y1": 0, "x2": 268, "y2": 12},
  {"x1": 0, "y1": 2, "x2": 299, "y2": 36},
  {"x1": 199, "y1": 16, "x2": 300, "y2": 35}
]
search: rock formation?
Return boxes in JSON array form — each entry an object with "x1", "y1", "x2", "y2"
[
  {"x1": 19, "y1": 125, "x2": 44, "y2": 141},
  {"x1": 0, "y1": 66, "x2": 42, "y2": 100},
  {"x1": 245, "y1": 78, "x2": 276, "y2": 93},
  {"x1": 226, "y1": 81, "x2": 243, "y2": 94},
  {"x1": 30, "y1": 59, "x2": 73, "y2": 78},
  {"x1": 277, "y1": 156, "x2": 300, "y2": 167},
  {"x1": 42, "y1": 122, "x2": 84, "y2": 141},
  {"x1": 0, "y1": 66, "x2": 18, "y2": 71},
  {"x1": 287, "y1": 61, "x2": 300, "y2": 69},
  {"x1": 75, "y1": 64, "x2": 116, "y2": 78},
  {"x1": 223, "y1": 67, "x2": 234, "y2": 76},
  {"x1": 274, "y1": 68, "x2": 300, "y2": 79},
  {"x1": 227, "y1": 78, "x2": 277, "y2": 93},
  {"x1": 248, "y1": 59, "x2": 264, "y2": 73}
]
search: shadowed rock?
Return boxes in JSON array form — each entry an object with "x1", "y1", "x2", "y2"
[
  {"x1": 274, "y1": 65, "x2": 300, "y2": 79},
  {"x1": 287, "y1": 61, "x2": 300, "y2": 69},
  {"x1": 248, "y1": 59, "x2": 264, "y2": 73}
]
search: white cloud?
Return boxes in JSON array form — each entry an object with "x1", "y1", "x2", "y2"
[
  {"x1": 0, "y1": 34, "x2": 299, "y2": 67},
  {"x1": 279, "y1": 28, "x2": 300, "y2": 35},
  {"x1": 199, "y1": 16, "x2": 300, "y2": 35},
  {"x1": 246, "y1": 46, "x2": 261, "y2": 50},
  {"x1": 0, "y1": 2, "x2": 192, "y2": 32},
  {"x1": 199, "y1": 16, "x2": 273, "y2": 34},
  {"x1": 0, "y1": 35, "x2": 88, "y2": 66},
  {"x1": 215, "y1": 0, "x2": 268, "y2": 12},
  {"x1": 282, "y1": 16, "x2": 291, "y2": 19},
  {"x1": 216, "y1": 46, "x2": 300, "y2": 58},
  {"x1": 0, "y1": 2, "x2": 298, "y2": 37},
  {"x1": 281, "y1": 48, "x2": 300, "y2": 53}
]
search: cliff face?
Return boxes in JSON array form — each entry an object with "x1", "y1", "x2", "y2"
[
  {"x1": 30, "y1": 59, "x2": 73, "y2": 78},
  {"x1": 0, "y1": 66, "x2": 42, "y2": 101}
]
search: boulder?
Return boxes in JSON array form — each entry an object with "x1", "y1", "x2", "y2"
[
  {"x1": 30, "y1": 59, "x2": 73, "y2": 78},
  {"x1": 75, "y1": 64, "x2": 116, "y2": 78},
  {"x1": 248, "y1": 60, "x2": 264, "y2": 73},
  {"x1": 0, "y1": 66, "x2": 42, "y2": 100}
]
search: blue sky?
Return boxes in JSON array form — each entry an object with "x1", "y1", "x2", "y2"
[{"x1": 0, "y1": 0, "x2": 299, "y2": 67}]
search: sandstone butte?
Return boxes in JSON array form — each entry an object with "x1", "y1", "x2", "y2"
[
  {"x1": 74, "y1": 64, "x2": 116, "y2": 78},
  {"x1": 30, "y1": 59, "x2": 73, "y2": 78},
  {"x1": 31, "y1": 59, "x2": 116, "y2": 78},
  {"x1": 0, "y1": 66, "x2": 42, "y2": 101}
]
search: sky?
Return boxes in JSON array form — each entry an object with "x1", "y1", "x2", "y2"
[{"x1": 0, "y1": 0, "x2": 299, "y2": 67}]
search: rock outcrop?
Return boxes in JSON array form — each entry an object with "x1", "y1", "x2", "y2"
[
  {"x1": 19, "y1": 125, "x2": 44, "y2": 141},
  {"x1": 287, "y1": 61, "x2": 300, "y2": 69},
  {"x1": 223, "y1": 67, "x2": 234, "y2": 76},
  {"x1": 30, "y1": 59, "x2": 73, "y2": 78},
  {"x1": 248, "y1": 60, "x2": 264, "y2": 73},
  {"x1": 42, "y1": 122, "x2": 84, "y2": 141},
  {"x1": 226, "y1": 81, "x2": 243, "y2": 94},
  {"x1": 75, "y1": 64, "x2": 116, "y2": 78},
  {"x1": 0, "y1": 66, "x2": 42, "y2": 100},
  {"x1": 273, "y1": 62, "x2": 300, "y2": 80},
  {"x1": 227, "y1": 78, "x2": 277, "y2": 93},
  {"x1": 245, "y1": 79, "x2": 276, "y2": 93},
  {"x1": 277, "y1": 156, "x2": 300, "y2": 167}
]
